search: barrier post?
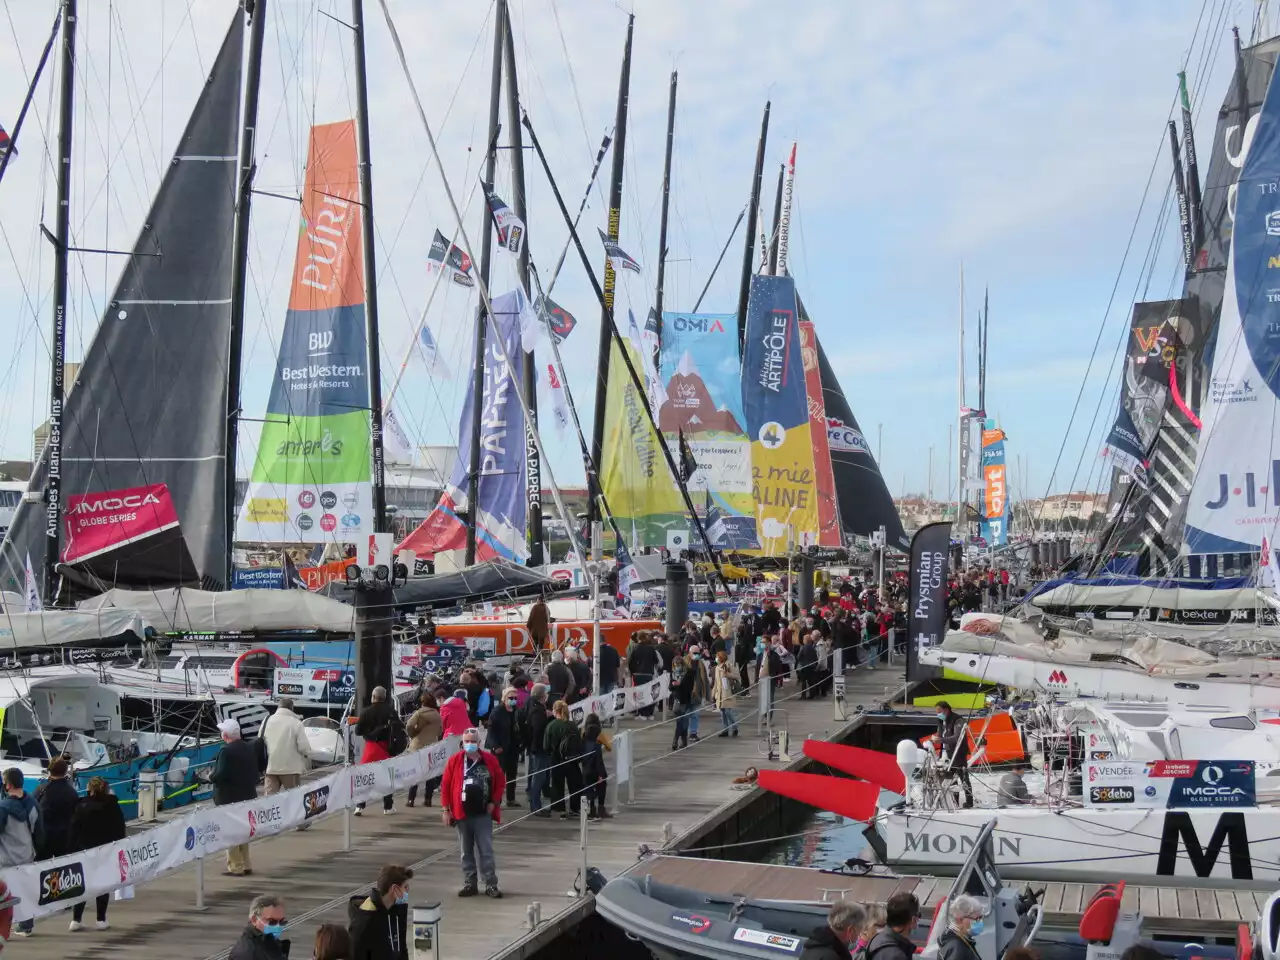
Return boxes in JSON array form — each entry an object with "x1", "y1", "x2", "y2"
[
  {"x1": 614, "y1": 730, "x2": 634, "y2": 805},
  {"x1": 832, "y1": 646, "x2": 846, "y2": 721},
  {"x1": 137, "y1": 770, "x2": 160, "y2": 823},
  {"x1": 194, "y1": 855, "x2": 205, "y2": 911},
  {"x1": 757, "y1": 669, "x2": 770, "y2": 735},
  {"x1": 343, "y1": 805, "x2": 352, "y2": 852},
  {"x1": 575, "y1": 803, "x2": 590, "y2": 897}
]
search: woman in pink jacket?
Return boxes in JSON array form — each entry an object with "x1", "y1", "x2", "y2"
[{"x1": 440, "y1": 689, "x2": 473, "y2": 738}]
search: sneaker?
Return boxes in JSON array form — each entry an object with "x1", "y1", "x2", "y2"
[
  {"x1": 485, "y1": 885, "x2": 503, "y2": 899},
  {"x1": 596, "y1": 810, "x2": 614, "y2": 819},
  {"x1": 353, "y1": 807, "x2": 363, "y2": 817},
  {"x1": 533, "y1": 809, "x2": 552, "y2": 818},
  {"x1": 718, "y1": 731, "x2": 729, "y2": 738},
  {"x1": 12, "y1": 929, "x2": 31, "y2": 938},
  {"x1": 68, "y1": 921, "x2": 84, "y2": 932},
  {"x1": 731, "y1": 729, "x2": 739, "y2": 737},
  {"x1": 506, "y1": 799, "x2": 521, "y2": 807},
  {"x1": 95, "y1": 921, "x2": 110, "y2": 931},
  {"x1": 458, "y1": 883, "x2": 479, "y2": 898},
  {"x1": 406, "y1": 799, "x2": 415, "y2": 808},
  {"x1": 690, "y1": 733, "x2": 700, "y2": 742},
  {"x1": 383, "y1": 807, "x2": 396, "y2": 815}
]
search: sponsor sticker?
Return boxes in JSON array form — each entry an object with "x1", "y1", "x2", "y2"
[
  {"x1": 304, "y1": 785, "x2": 331, "y2": 820},
  {"x1": 1089, "y1": 785, "x2": 1135, "y2": 804},
  {"x1": 732, "y1": 928, "x2": 802, "y2": 952},
  {"x1": 38, "y1": 862, "x2": 86, "y2": 906},
  {"x1": 669, "y1": 912, "x2": 712, "y2": 935}
]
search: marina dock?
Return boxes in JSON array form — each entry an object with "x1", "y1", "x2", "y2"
[{"x1": 9, "y1": 666, "x2": 905, "y2": 960}]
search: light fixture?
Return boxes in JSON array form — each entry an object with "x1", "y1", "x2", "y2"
[
  {"x1": 374, "y1": 564, "x2": 390, "y2": 582},
  {"x1": 345, "y1": 564, "x2": 363, "y2": 583}
]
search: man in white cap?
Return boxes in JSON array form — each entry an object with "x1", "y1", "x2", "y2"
[{"x1": 211, "y1": 718, "x2": 263, "y2": 876}]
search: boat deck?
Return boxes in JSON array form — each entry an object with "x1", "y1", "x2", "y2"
[
  {"x1": 628, "y1": 855, "x2": 1259, "y2": 937},
  {"x1": 8, "y1": 665, "x2": 910, "y2": 960}
]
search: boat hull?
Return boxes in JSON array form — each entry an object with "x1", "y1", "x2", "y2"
[{"x1": 876, "y1": 806, "x2": 1280, "y2": 889}]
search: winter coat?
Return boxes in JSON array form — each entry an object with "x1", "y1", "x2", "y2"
[
  {"x1": 0, "y1": 792, "x2": 40, "y2": 867},
  {"x1": 627, "y1": 642, "x2": 658, "y2": 678},
  {"x1": 440, "y1": 749, "x2": 505, "y2": 824},
  {"x1": 796, "y1": 643, "x2": 819, "y2": 671},
  {"x1": 581, "y1": 726, "x2": 607, "y2": 783},
  {"x1": 545, "y1": 661, "x2": 574, "y2": 699},
  {"x1": 524, "y1": 699, "x2": 551, "y2": 755},
  {"x1": 261, "y1": 706, "x2": 314, "y2": 776},
  {"x1": 526, "y1": 601, "x2": 551, "y2": 643},
  {"x1": 568, "y1": 661, "x2": 591, "y2": 702},
  {"x1": 348, "y1": 888, "x2": 409, "y2": 960},
  {"x1": 439, "y1": 697, "x2": 472, "y2": 739},
  {"x1": 689, "y1": 659, "x2": 709, "y2": 702},
  {"x1": 543, "y1": 717, "x2": 582, "y2": 762},
  {"x1": 355, "y1": 701, "x2": 400, "y2": 763},
  {"x1": 405, "y1": 706, "x2": 442, "y2": 752},
  {"x1": 673, "y1": 668, "x2": 696, "y2": 709},
  {"x1": 656, "y1": 640, "x2": 676, "y2": 675},
  {"x1": 35, "y1": 776, "x2": 79, "y2": 858},
  {"x1": 866, "y1": 928, "x2": 917, "y2": 960},
  {"x1": 228, "y1": 925, "x2": 291, "y2": 960},
  {"x1": 212, "y1": 738, "x2": 263, "y2": 805},
  {"x1": 712, "y1": 661, "x2": 736, "y2": 709},
  {"x1": 937, "y1": 928, "x2": 981, "y2": 960},
  {"x1": 485, "y1": 705, "x2": 521, "y2": 757},
  {"x1": 68, "y1": 792, "x2": 127, "y2": 853},
  {"x1": 799, "y1": 924, "x2": 853, "y2": 960}
]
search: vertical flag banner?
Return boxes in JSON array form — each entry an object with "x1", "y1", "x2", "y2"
[
  {"x1": 741, "y1": 276, "x2": 820, "y2": 549},
  {"x1": 485, "y1": 187, "x2": 525, "y2": 255},
  {"x1": 658, "y1": 312, "x2": 759, "y2": 550},
  {"x1": 237, "y1": 121, "x2": 372, "y2": 544},
  {"x1": 907, "y1": 521, "x2": 951, "y2": 682},
  {"x1": 399, "y1": 291, "x2": 530, "y2": 562},
  {"x1": 798, "y1": 319, "x2": 841, "y2": 547},
  {"x1": 979, "y1": 426, "x2": 1007, "y2": 547},
  {"x1": 24, "y1": 553, "x2": 40, "y2": 611},
  {"x1": 426, "y1": 229, "x2": 475, "y2": 287}
]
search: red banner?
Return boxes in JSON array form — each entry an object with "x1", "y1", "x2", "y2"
[
  {"x1": 798, "y1": 321, "x2": 841, "y2": 546},
  {"x1": 63, "y1": 483, "x2": 179, "y2": 564},
  {"x1": 296, "y1": 558, "x2": 358, "y2": 591}
]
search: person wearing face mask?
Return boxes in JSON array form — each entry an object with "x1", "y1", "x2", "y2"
[
  {"x1": 685, "y1": 645, "x2": 709, "y2": 741},
  {"x1": 485, "y1": 686, "x2": 523, "y2": 806},
  {"x1": 799, "y1": 901, "x2": 865, "y2": 960},
  {"x1": 440, "y1": 728, "x2": 505, "y2": 897},
  {"x1": 937, "y1": 894, "x2": 984, "y2": 960},
  {"x1": 932, "y1": 701, "x2": 974, "y2": 808},
  {"x1": 229, "y1": 894, "x2": 290, "y2": 960},
  {"x1": 347, "y1": 864, "x2": 414, "y2": 960}
]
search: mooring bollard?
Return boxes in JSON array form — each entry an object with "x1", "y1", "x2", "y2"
[
  {"x1": 527, "y1": 902, "x2": 542, "y2": 930},
  {"x1": 662, "y1": 821, "x2": 674, "y2": 846}
]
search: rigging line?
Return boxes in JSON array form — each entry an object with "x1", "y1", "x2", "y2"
[{"x1": 376, "y1": 0, "x2": 594, "y2": 592}]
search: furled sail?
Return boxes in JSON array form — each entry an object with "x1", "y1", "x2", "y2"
[
  {"x1": 236, "y1": 121, "x2": 374, "y2": 546},
  {"x1": 0, "y1": 12, "x2": 244, "y2": 596},
  {"x1": 806, "y1": 301, "x2": 908, "y2": 550},
  {"x1": 1184, "y1": 57, "x2": 1280, "y2": 553}
]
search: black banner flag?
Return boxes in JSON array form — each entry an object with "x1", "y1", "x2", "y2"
[{"x1": 907, "y1": 521, "x2": 951, "y2": 683}]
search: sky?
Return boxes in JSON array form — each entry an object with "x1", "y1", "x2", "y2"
[{"x1": 0, "y1": 0, "x2": 1261, "y2": 510}]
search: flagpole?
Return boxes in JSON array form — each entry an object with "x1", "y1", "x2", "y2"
[
  {"x1": 466, "y1": 0, "x2": 506, "y2": 565},
  {"x1": 587, "y1": 16, "x2": 634, "y2": 530},
  {"x1": 501, "y1": 3, "x2": 541, "y2": 565}
]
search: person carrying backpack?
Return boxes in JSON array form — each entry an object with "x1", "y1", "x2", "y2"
[
  {"x1": 542, "y1": 700, "x2": 583, "y2": 819},
  {"x1": 354, "y1": 686, "x2": 404, "y2": 816}
]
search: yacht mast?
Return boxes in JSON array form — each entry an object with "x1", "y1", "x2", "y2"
[
  {"x1": 735, "y1": 103, "x2": 770, "y2": 356},
  {"x1": 652, "y1": 70, "x2": 677, "y2": 367}
]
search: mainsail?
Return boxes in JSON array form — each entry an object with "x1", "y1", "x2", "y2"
[
  {"x1": 236, "y1": 121, "x2": 374, "y2": 546},
  {"x1": 1, "y1": 12, "x2": 245, "y2": 595},
  {"x1": 1184, "y1": 57, "x2": 1280, "y2": 553}
]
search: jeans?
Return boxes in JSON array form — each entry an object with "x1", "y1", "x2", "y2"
[
  {"x1": 457, "y1": 814, "x2": 498, "y2": 887},
  {"x1": 719, "y1": 707, "x2": 738, "y2": 732},
  {"x1": 527, "y1": 752, "x2": 550, "y2": 811},
  {"x1": 73, "y1": 894, "x2": 109, "y2": 924},
  {"x1": 688, "y1": 701, "x2": 701, "y2": 737}
]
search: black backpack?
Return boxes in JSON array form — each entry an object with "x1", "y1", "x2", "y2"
[{"x1": 387, "y1": 715, "x2": 409, "y2": 756}]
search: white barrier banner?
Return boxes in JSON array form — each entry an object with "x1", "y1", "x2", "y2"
[
  {"x1": 2, "y1": 737, "x2": 463, "y2": 921},
  {"x1": 567, "y1": 674, "x2": 670, "y2": 726}
]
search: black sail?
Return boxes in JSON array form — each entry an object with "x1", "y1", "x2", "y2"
[
  {"x1": 1, "y1": 12, "x2": 244, "y2": 596},
  {"x1": 806, "y1": 299, "x2": 909, "y2": 550}
]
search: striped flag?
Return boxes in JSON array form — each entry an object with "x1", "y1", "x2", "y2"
[{"x1": 598, "y1": 228, "x2": 641, "y2": 273}]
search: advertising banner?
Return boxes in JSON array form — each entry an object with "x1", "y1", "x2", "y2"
[
  {"x1": 741, "y1": 276, "x2": 819, "y2": 550},
  {"x1": 230, "y1": 565, "x2": 285, "y2": 590},
  {"x1": 907, "y1": 521, "x2": 951, "y2": 682},
  {"x1": 979, "y1": 428, "x2": 1007, "y2": 547},
  {"x1": 398, "y1": 291, "x2": 530, "y2": 562},
  {"x1": 237, "y1": 121, "x2": 373, "y2": 544},
  {"x1": 1085, "y1": 760, "x2": 1256, "y2": 808},
  {"x1": 63, "y1": 483, "x2": 180, "y2": 564},
  {"x1": 798, "y1": 320, "x2": 841, "y2": 547},
  {"x1": 658, "y1": 312, "x2": 757, "y2": 550}
]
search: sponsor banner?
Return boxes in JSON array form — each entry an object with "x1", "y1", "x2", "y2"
[
  {"x1": 296, "y1": 558, "x2": 357, "y2": 591},
  {"x1": 658, "y1": 311, "x2": 757, "y2": 550},
  {"x1": 231, "y1": 565, "x2": 285, "y2": 590},
  {"x1": 798, "y1": 320, "x2": 840, "y2": 547},
  {"x1": 236, "y1": 121, "x2": 373, "y2": 543},
  {"x1": 399, "y1": 291, "x2": 530, "y2": 562},
  {"x1": 741, "y1": 276, "x2": 820, "y2": 549},
  {"x1": 979, "y1": 427, "x2": 1007, "y2": 547},
  {"x1": 1185, "y1": 70, "x2": 1280, "y2": 552},
  {"x1": 0, "y1": 745, "x2": 461, "y2": 922},
  {"x1": 273, "y1": 666, "x2": 355, "y2": 702},
  {"x1": 732, "y1": 928, "x2": 803, "y2": 953},
  {"x1": 63, "y1": 483, "x2": 179, "y2": 565},
  {"x1": 1085, "y1": 760, "x2": 1256, "y2": 808},
  {"x1": 907, "y1": 521, "x2": 951, "y2": 682}
]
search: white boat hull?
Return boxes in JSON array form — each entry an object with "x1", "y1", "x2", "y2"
[{"x1": 876, "y1": 805, "x2": 1280, "y2": 889}]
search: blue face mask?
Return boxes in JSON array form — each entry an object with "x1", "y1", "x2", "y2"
[
  {"x1": 261, "y1": 922, "x2": 285, "y2": 938},
  {"x1": 969, "y1": 919, "x2": 984, "y2": 938},
  {"x1": 464, "y1": 742, "x2": 479, "y2": 754},
  {"x1": 396, "y1": 892, "x2": 409, "y2": 905}
]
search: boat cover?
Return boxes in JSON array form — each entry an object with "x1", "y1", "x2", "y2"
[
  {"x1": 0, "y1": 607, "x2": 150, "y2": 650},
  {"x1": 320, "y1": 558, "x2": 557, "y2": 610},
  {"x1": 78, "y1": 587, "x2": 355, "y2": 634}
]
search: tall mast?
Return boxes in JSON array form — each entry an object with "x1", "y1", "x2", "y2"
[
  {"x1": 652, "y1": 70, "x2": 677, "y2": 367},
  {"x1": 1178, "y1": 71, "x2": 1204, "y2": 256},
  {"x1": 955, "y1": 262, "x2": 965, "y2": 537},
  {"x1": 765, "y1": 162, "x2": 783, "y2": 274},
  {"x1": 501, "y1": 3, "x2": 541, "y2": 566},
  {"x1": 587, "y1": 15, "x2": 634, "y2": 528},
  {"x1": 466, "y1": 0, "x2": 507, "y2": 563},
  {"x1": 735, "y1": 102, "x2": 770, "y2": 357},
  {"x1": 351, "y1": 0, "x2": 388, "y2": 534},
  {"x1": 43, "y1": 0, "x2": 76, "y2": 605},
  {"x1": 225, "y1": 0, "x2": 267, "y2": 585},
  {"x1": 775, "y1": 142, "x2": 797, "y2": 276}
]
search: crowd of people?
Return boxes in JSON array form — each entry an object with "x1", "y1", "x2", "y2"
[{"x1": 946, "y1": 566, "x2": 1020, "y2": 626}]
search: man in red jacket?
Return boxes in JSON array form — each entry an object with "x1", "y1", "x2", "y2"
[{"x1": 440, "y1": 727, "x2": 505, "y2": 898}]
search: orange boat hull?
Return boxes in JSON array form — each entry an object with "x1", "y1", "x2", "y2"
[{"x1": 435, "y1": 619, "x2": 663, "y2": 658}]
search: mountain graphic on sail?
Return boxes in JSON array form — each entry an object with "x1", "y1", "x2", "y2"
[
  {"x1": 1, "y1": 11, "x2": 245, "y2": 596},
  {"x1": 658, "y1": 350, "x2": 744, "y2": 435}
]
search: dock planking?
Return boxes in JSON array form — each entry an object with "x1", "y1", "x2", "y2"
[{"x1": 9, "y1": 665, "x2": 906, "y2": 960}]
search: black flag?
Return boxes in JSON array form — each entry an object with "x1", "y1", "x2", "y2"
[
  {"x1": 678, "y1": 430, "x2": 698, "y2": 483},
  {"x1": 907, "y1": 521, "x2": 951, "y2": 683}
]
